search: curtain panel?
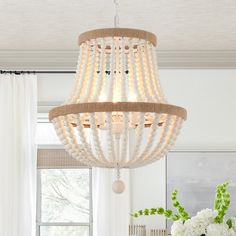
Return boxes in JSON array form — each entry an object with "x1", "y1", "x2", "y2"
[
  {"x1": 0, "y1": 74, "x2": 37, "y2": 236},
  {"x1": 93, "y1": 168, "x2": 130, "y2": 236}
]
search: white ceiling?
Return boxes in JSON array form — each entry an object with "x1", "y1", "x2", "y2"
[{"x1": 0, "y1": 0, "x2": 236, "y2": 51}]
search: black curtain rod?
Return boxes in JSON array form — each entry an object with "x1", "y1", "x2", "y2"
[{"x1": 0, "y1": 70, "x2": 76, "y2": 74}]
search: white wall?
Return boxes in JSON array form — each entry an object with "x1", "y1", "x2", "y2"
[
  {"x1": 38, "y1": 73, "x2": 74, "y2": 104},
  {"x1": 160, "y1": 69, "x2": 236, "y2": 151},
  {"x1": 130, "y1": 159, "x2": 166, "y2": 229},
  {"x1": 38, "y1": 69, "x2": 236, "y2": 229}
]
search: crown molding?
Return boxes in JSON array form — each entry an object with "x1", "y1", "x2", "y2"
[
  {"x1": 1, "y1": 50, "x2": 236, "y2": 69},
  {"x1": 0, "y1": 50, "x2": 78, "y2": 71},
  {"x1": 37, "y1": 102, "x2": 62, "y2": 114}
]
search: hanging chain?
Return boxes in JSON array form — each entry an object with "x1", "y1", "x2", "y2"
[
  {"x1": 114, "y1": 0, "x2": 120, "y2": 28},
  {"x1": 116, "y1": 167, "x2": 121, "y2": 180}
]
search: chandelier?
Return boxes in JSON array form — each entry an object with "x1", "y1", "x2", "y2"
[{"x1": 49, "y1": 2, "x2": 187, "y2": 193}]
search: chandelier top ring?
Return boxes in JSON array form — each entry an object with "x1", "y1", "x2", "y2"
[{"x1": 78, "y1": 28, "x2": 157, "y2": 46}]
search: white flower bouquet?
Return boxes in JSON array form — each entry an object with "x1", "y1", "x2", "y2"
[{"x1": 132, "y1": 182, "x2": 236, "y2": 236}]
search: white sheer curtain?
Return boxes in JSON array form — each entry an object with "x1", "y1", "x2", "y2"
[
  {"x1": 93, "y1": 168, "x2": 130, "y2": 236},
  {"x1": 0, "y1": 74, "x2": 37, "y2": 236}
]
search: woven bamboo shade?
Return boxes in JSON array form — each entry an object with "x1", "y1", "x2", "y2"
[
  {"x1": 37, "y1": 149, "x2": 87, "y2": 169},
  {"x1": 49, "y1": 28, "x2": 187, "y2": 192}
]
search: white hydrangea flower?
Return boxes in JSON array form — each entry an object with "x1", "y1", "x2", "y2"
[
  {"x1": 171, "y1": 221, "x2": 187, "y2": 236},
  {"x1": 228, "y1": 228, "x2": 236, "y2": 236},
  {"x1": 206, "y1": 223, "x2": 235, "y2": 236},
  {"x1": 184, "y1": 217, "x2": 207, "y2": 236},
  {"x1": 195, "y1": 208, "x2": 217, "y2": 225},
  {"x1": 171, "y1": 209, "x2": 236, "y2": 236},
  {"x1": 178, "y1": 209, "x2": 216, "y2": 236}
]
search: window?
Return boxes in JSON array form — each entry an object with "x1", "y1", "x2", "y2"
[
  {"x1": 37, "y1": 168, "x2": 92, "y2": 236},
  {"x1": 36, "y1": 120, "x2": 93, "y2": 236},
  {"x1": 36, "y1": 120, "x2": 61, "y2": 145}
]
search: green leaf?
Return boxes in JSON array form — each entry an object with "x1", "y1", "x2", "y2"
[
  {"x1": 172, "y1": 214, "x2": 180, "y2": 221},
  {"x1": 226, "y1": 219, "x2": 233, "y2": 229},
  {"x1": 138, "y1": 210, "x2": 143, "y2": 215},
  {"x1": 173, "y1": 201, "x2": 180, "y2": 207},
  {"x1": 144, "y1": 208, "x2": 150, "y2": 215},
  {"x1": 164, "y1": 210, "x2": 173, "y2": 219},
  {"x1": 157, "y1": 207, "x2": 164, "y2": 215},
  {"x1": 132, "y1": 213, "x2": 139, "y2": 218},
  {"x1": 150, "y1": 208, "x2": 157, "y2": 215}
]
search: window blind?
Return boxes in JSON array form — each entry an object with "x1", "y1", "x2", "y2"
[{"x1": 37, "y1": 149, "x2": 88, "y2": 168}]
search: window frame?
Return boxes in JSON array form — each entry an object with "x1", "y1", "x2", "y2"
[{"x1": 36, "y1": 160, "x2": 93, "y2": 236}]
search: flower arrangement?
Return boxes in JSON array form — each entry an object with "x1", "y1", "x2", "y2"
[{"x1": 132, "y1": 182, "x2": 236, "y2": 236}]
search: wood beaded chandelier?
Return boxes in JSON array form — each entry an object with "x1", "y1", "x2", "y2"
[{"x1": 49, "y1": 2, "x2": 187, "y2": 193}]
